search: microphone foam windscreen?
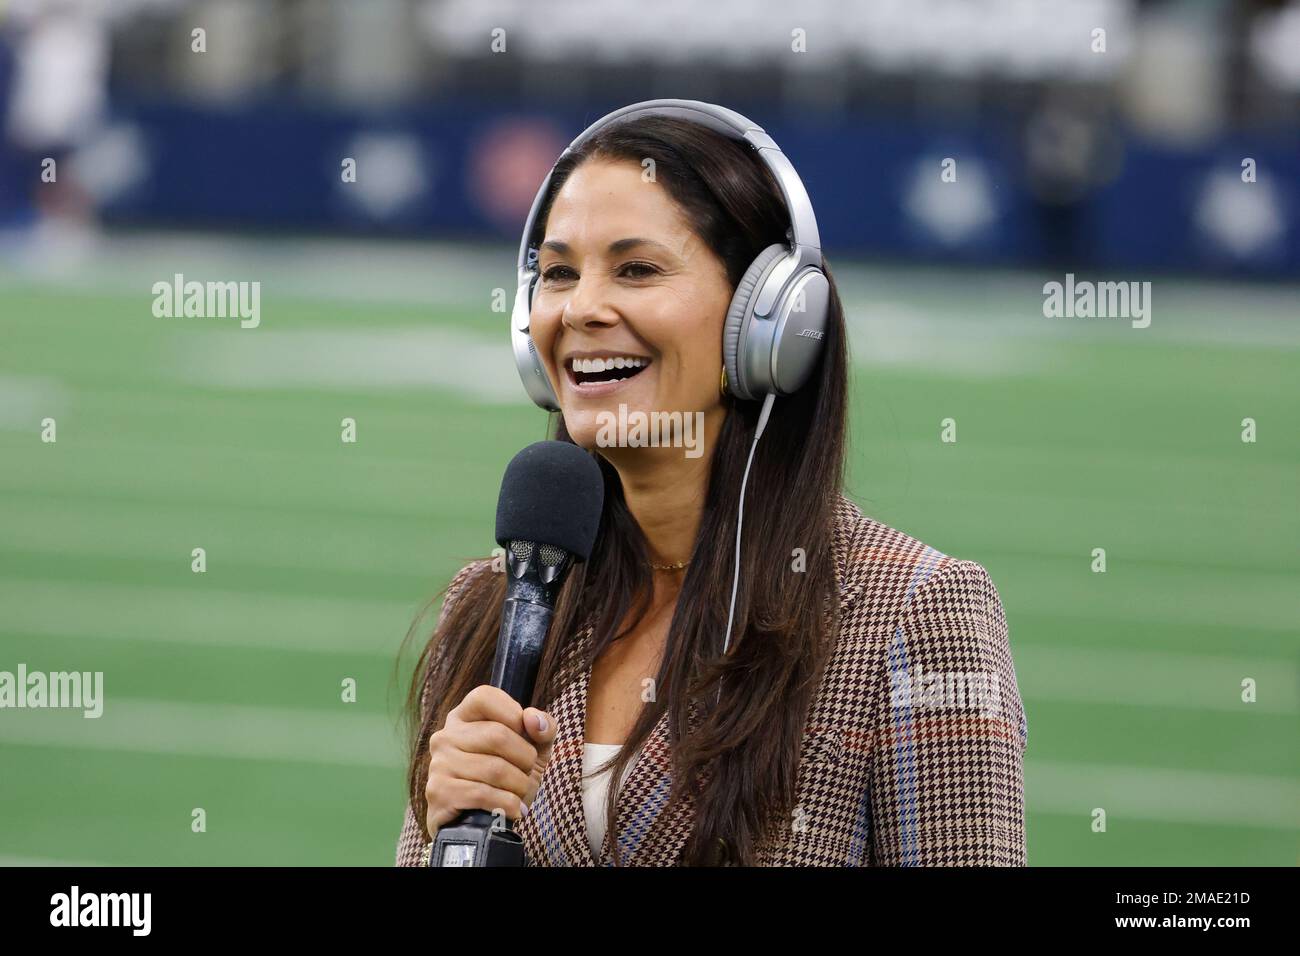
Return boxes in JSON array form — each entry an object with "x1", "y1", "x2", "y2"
[{"x1": 494, "y1": 441, "x2": 605, "y2": 560}]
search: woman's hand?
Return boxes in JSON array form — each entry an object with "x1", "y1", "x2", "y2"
[{"x1": 424, "y1": 684, "x2": 557, "y2": 837}]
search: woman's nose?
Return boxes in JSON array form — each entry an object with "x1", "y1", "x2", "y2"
[{"x1": 561, "y1": 275, "x2": 620, "y2": 331}]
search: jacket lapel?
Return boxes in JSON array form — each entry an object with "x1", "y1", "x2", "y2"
[
  {"x1": 522, "y1": 495, "x2": 865, "y2": 867},
  {"x1": 599, "y1": 696, "x2": 706, "y2": 866},
  {"x1": 521, "y1": 620, "x2": 700, "y2": 867},
  {"x1": 519, "y1": 623, "x2": 597, "y2": 866}
]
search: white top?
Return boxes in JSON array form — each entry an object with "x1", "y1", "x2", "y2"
[{"x1": 581, "y1": 742, "x2": 629, "y2": 859}]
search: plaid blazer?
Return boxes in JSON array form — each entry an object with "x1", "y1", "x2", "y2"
[{"x1": 395, "y1": 495, "x2": 1028, "y2": 867}]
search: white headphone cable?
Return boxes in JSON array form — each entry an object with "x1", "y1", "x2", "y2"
[{"x1": 717, "y1": 392, "x2": 777, "y2": 706}]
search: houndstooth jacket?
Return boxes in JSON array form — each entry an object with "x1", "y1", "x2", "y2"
[{"x1": 395, "y1": 495, "x2": 1028, "y2": 867}]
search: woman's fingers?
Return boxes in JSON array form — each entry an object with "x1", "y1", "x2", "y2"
[
  {"x1": 435, "y1": 718, "x2": 538, "y2": 773},
  {"x1": 425, "y1": 686, "x2": 559, "y2": 836},
  {"x1": 521, "y1": 707, "x2": 557, "y2": 770},
  {"x1": 447, "y1": 684, "x2": 527, "y2": 734},
  {"x1": 427, "y1": 776, "x2": 531, "y2": 830},
  {"x1": 429, "y1": 748, "x2": 533, "y2": 802}
]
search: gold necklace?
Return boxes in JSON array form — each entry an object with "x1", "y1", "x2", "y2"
[{"x1": 649, "y1": 559, "x2": 691, "y2": 571}]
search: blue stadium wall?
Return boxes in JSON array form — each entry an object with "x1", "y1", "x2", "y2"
[{"x1": 2, "y1": 94, "x2": 1297, "y2": 277}]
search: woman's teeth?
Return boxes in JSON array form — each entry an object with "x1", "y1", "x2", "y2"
[
  {"x1": 567, "y1": 356, "x2": 650, "y2": 384},
  {"x1": 570, "y1": 356, "x2": 647, "y2": 373}
]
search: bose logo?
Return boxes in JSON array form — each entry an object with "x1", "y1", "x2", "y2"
[{"x1": 796, "y1": 328, "x2": 824, "y2": 340}]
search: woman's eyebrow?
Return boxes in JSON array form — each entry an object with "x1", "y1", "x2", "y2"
[{"x1": 539, "y1": 237, "x2": 674, "y2": 256}]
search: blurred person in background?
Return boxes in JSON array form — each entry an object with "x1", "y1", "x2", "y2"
[{"x1": 1, "y1": 0, "x2": 113, "y2": 262}]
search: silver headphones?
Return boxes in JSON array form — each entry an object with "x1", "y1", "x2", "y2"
[{"x1": 510, "y1": 99, "x2": 830, "y2": 412}]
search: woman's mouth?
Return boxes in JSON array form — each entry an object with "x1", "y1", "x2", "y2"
[{"x1": 564, "y1": 355, "x2": 652, "y2": 396}]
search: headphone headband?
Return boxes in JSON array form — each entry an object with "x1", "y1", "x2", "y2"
[{"x1": 515, "y1": 98, "x2": 821, "y2": 286}]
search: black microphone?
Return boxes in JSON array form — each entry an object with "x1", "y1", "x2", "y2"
[
  {"x1": 490, "y1": 441, "x2": 603, "y2": 703},
  {"x1": 430, "y1": 441, "x2": 603, "y2": 868}
]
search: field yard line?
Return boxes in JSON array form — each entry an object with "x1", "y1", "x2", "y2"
[
  {"x1": 10, "y1": 412, "x2": 1294, "y2": 478},
  {"x1": 1024, "y1": 760, "x2": 1300, "y2": 831},
  {"x1": 169, "y1": 327, "x2": 524, "y2": 402},
  {"x1": 2, "y1": 572, "x2": 1293, "y2": 698},
  {"x1": 0, "y1": 578, "x2": 419, "y2": 654},
  {"x1": 1, "y1": 495, "x2": 1286, "y2": 580},
  {"x1": 0, "y1": 528, "x2": 436, "y2": 581},
  {"x1": 1015, "y1": 645, "x2": 1297, "y2": 714},
  {"x1": 0, "y1": 375, "x2": 72, "y2": 429},
  {"x1": 6, "y1": 233, "x2": 1296, "y2": 347},
  {"x1": 0, "y1": 428, "x2": 448, "y2": 474},
  {"x1": 0, "y1": 481, "x2": 458, "y2": 522},
  {"x1": 994, "y1": 568, "x2": 1298, "y2": 632},
  {"x1": 4, "y1": 697, "x2": 1294, "y2": 832},
  {"x1": 894, "y1": 440, "x2": 1300, "y2": 477},
  {"x1": 0, "y1": 234, "x2": 508, "y2": 309},
  {"x1": 0, "y1": 854, "x2": 111, "y2": 867},
  {"x1": 0, "y1": 697, "x2": 402, "y2": 768},
  {"x1": 7, "y1": 432, "x2": 1293, "y2": 527}
]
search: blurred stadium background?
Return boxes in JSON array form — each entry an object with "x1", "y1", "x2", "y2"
[{"x1": 0, "y1": 0, "x2": 1295, "y2": 866}]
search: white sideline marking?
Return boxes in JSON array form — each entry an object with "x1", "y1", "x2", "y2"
[
  {"x1": 3, "y1": 698, "x2": 1293, "y2": 832},
  {"x1": 170, "y1": 328, "x2": 524, "y2": 402},
  {"x1": 0, "y1": 697, "x2": 402, "y2": 768},
  {"x1": 0, "y1": 375, "x2": 69, "y2": 431},
  {"x1": 1015, "y1": 645, "x2": 1297, "y2": 714},
  {"x1": 0, "y1": 578, "x2": 418, "y2": 654},
  {"x1": 1025, "y1": 760, "x2": 1300, "y2": 831},
  {"x1": 0, "y1": 855, "x2": 109, "y2": 867}
]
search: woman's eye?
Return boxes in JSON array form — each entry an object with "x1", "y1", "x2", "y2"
[
  {"x1": 541, "y1": 265, "x2": 575, "y2": 283},
  {"x1": 541, "y1": 262, "x2": 657, "y2": 283},
  {"x1": 621, "y1": 262, "x2": 658, "y2": 279}
]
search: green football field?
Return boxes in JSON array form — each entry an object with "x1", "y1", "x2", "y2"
[{"x1": 0, "y1": 234, "x2": 1295, "y2": 865}]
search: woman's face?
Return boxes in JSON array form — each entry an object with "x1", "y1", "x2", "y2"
[{"x1": 529, "y1": 157, "x2": 734, "y2": 457}]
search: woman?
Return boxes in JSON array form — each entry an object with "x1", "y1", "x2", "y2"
[{"x1": 395, "y1": 103, "x2": 1028, "y2": 867}]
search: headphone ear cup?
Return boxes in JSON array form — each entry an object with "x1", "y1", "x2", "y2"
[
  {"x1": 511, "y1": 274, "x2": 560, "y2": 411},
  {"x1": 722, "y1": 244, "x2": 787, "y2": 401}
]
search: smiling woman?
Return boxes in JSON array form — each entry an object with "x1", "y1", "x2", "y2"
[
  {"x1": 529, "y1": 160, "x2": 736, "y2": 454},
  {"x1": 396, "y1": 101, "x2": 1028, "y2": 867}
]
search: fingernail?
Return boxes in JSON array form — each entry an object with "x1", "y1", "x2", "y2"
[
  {"x1": 521, "y1": 802, "x2": 531, "y2": 816},
  {"x1": 536, "y1": 715, "x2": 549, "y2": 733}
]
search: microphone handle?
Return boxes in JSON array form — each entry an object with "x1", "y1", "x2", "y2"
[
  {"x1": 429, "y1": 582, "x2": 556, "y2": 866},
  {"x1": 490, "y1": 596, "x2": 552, "y2": 705},
  {"x1": 430, "y1": 558, "x2": 566, "y2": 866}
]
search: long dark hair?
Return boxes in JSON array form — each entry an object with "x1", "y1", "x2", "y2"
[{"x1": 402, "y1": 114, "x2": 849, "y2": 865}]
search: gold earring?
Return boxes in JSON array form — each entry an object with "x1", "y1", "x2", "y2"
[{"x1": 720, "y1": 365, "x2": 729, "y2": 397}]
